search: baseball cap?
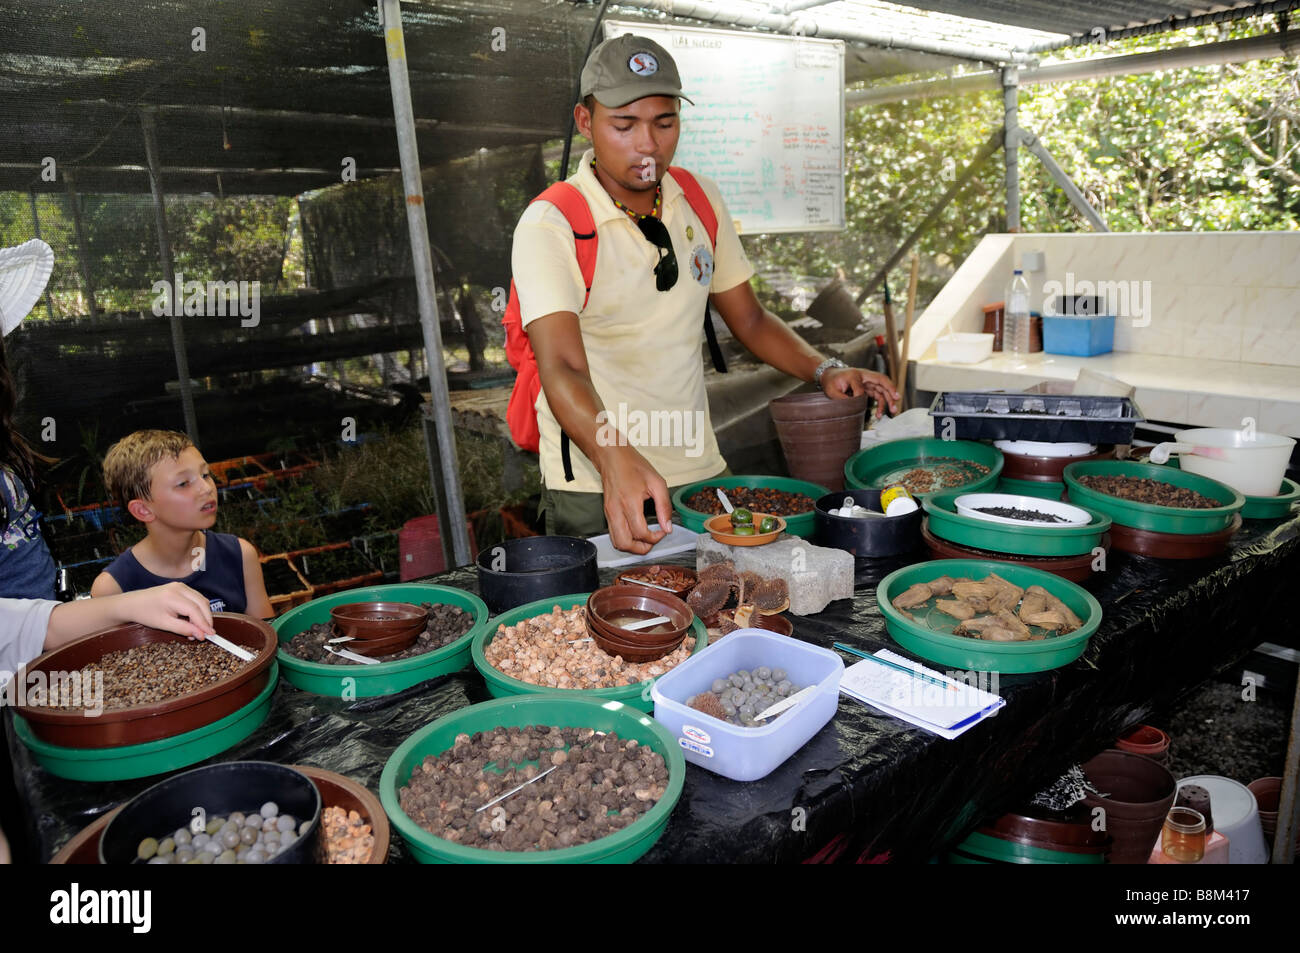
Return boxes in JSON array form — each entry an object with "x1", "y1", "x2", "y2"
[{"x1": 580, "y1": 34, "x2": 694, "y2": 108}]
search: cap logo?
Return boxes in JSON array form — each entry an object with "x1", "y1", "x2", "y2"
[{"x1": 628, "y1": 52, "x2": 658, "y2": 76}]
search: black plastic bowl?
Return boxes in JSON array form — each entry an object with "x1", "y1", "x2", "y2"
[
  {"x1": 475, "y1": 535, "x2": 599, "y2": 615},
  {"x1": 100, "y1": 761, "x2": 321, "y2": 864},
  {"x1": 814, "y1": 489, "x2": 923, "y2": 558}
]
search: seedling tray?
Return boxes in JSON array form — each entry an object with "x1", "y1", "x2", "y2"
[{"x1": 930, "y1": 392, "x2": 1143, "y2": 444}]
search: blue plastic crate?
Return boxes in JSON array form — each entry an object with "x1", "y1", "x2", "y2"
[{"x1": 1042, "y1": 313, "x2": 1115, "y2": 356}]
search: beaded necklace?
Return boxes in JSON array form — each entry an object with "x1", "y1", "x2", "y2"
[{"x1": 592, "y1": 158, "x2": 661, "y2": 220}]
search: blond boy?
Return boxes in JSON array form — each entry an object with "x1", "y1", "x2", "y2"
[{"x1": 91, "y1": 430, "x2": 273, "y2": 618}]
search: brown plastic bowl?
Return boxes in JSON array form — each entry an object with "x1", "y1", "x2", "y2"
[
  {"x1": 585, "y1": 619, "x2": 685, "y2": 663},
  {"x1": 330, "y1": 602, "x2": 429, "y2": 638},
  {"x1": 586, "y1": 586, "x2": 693, "y2": 643},
  {"x1": 704, "y1": 512, "x2": 786, "y2": 546},
  {"x1": 292, "y1": 765, "x2": 390, "y2": 865},
  {"x1": 613, "y1": 565, "x2": 698, "y2": 600},
  {"x1": 585, "y1": 609, "x2": 686, "y2": 647},
  {"x1": 920, "y1": 519, "x2": 1108, "y2": 583},
  {"x1": 15, "y1": 613, "x2": 277, "y2": 749},
  {"x1": 339, "y1": 627, "x2": 422, "y2": 657},
  {"x1": 1104, "y1": 513, "x2": 1241, "y2": 559},
  {"x1": 1000, "y1": 446, "x2": 1115, "y2": 482}
]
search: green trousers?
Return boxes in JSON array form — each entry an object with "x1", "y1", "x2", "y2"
[{"x1": 539, "y1": 465, "x2": 732, "y2": 537}]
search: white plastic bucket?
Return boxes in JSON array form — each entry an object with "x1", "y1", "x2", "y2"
[{"x1": 1149, "y1": 428, "x2": 1293, "y2": 497}]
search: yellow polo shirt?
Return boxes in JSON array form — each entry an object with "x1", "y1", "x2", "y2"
[{"x1": 511, "y1": 149, "x2": 754, "y2": 493}]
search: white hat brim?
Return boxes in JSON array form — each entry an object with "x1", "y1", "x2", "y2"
[{"x1": 0, "y1": 239, "x2": 54, "y2": 337}]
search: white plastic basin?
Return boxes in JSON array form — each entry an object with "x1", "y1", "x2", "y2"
[{"x1": 1150, "y1": 428, "x2": 1294, "y2": 497}]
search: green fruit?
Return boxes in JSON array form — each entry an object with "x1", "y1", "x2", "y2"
[
  {"x1": 732, "y1": 524, "x2": 756, "y2": 536},
  {"x1": 732, "y1": 507, "x2": 753, "y2": 525},
  {"x1": 759, "y1": 516, "x2": 778, "y2": 533}
]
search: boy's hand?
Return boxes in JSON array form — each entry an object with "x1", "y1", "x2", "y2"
[
  {"x1": 120, "y1": 583, "x2": 216, "y2": 639},
  {"x1": 821, "y1": 366, "x2": 901, "y2": 415}
]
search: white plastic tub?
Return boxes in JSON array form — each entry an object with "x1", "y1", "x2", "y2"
[
  {"x1": 1150, "y1": 428, "x2": 1294, "y2": 497},
  {"x1": 936, "y1": 333, "x2": 994, "y2": 364},
  {"x1": 651, "y1": 630, "x2": 843, "y2": 782}
]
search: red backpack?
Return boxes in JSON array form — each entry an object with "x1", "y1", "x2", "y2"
[{"x1": 503, "y1": 167, "x2": 725, "y2": 466}]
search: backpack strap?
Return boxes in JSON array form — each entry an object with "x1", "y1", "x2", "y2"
[
  {"x1": 533, "y1": 182, "x2": 598, "y2": 309},
  {"x1": 533, "y1": 182, "x2": 599, "y2": 484},
  {"x1": 668, "y1": 166, "x2": 727, "y2": 374}
]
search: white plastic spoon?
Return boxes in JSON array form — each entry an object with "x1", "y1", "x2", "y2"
[
  {"x1": 755, "y1": 684, "x2": 816, "y2": 723},
  {"x1": 716, "y1": 488, "x2": 734, "y2": 514}
]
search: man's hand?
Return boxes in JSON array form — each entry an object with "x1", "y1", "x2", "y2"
[
  {"x1": 596, "y1": 444, "x2": 673, "y2": 555},
  {"x1": 821, "y1": 366, "x2": 901, "y2": 415},
  {"x1": 117, "y1": 583, "x2": 216, "y2": 640}
]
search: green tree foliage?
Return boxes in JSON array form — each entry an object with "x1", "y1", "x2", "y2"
[{"x1": 747, "y1": 17, "x2": 1299, "y2": 307}]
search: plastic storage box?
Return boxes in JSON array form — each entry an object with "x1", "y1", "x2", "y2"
[
  {"x1": 651, "y1": 629, "x2": 843, "y2": 782},
  {"x1": 929, "y1": 391, "x2": 1143, "y2": 444},
  {"x1": 1042, "y1": 313, "x2": 1115, "y2": 356}
]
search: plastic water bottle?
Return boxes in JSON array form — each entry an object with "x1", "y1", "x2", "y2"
[{"x1": 1005, "y1": 269, "x2": 1031, "y2": 356}]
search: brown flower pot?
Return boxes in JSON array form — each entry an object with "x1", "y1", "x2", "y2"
[
  {"x1": 1082, "y1": 749, "x2": 1177, "y2": 864},
  {"x1": 1247, "y1": 777, "x2": 1299, "y2": 852},
  {"x1": 769, "y1": 392, "x2": 869, "y2": 492},
  {"x1": 1115, "y1": 724, "x2": 1171, "y2": 766}
]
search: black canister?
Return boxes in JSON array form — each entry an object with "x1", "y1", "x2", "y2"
[
  {"x1": 475, "y1": 535, "x2": 599, "y2": 615},
  {"x1": 813, "y1": 489, "x2": 923, "y2": 558}
]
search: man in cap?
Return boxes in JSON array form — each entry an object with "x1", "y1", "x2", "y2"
[{"x1": 511, "y1": 34, "x2": 898, "y2": 553}]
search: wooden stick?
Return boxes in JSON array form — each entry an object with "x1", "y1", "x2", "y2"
[
  {"x1": 897, "y1": 254, "x2": 920, "y2": 404},
  {"x1": 882, "y1": 281, "x2": 900, "y2": 385}
]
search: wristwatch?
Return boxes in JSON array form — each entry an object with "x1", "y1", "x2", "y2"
[{"x1": 813, "y1": 357, "x2": 847, "y2": 386}]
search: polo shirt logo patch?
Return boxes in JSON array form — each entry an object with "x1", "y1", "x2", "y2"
[
  {"x1": 689, "y1": 244, "x2": 714, "y2": 286},
  {"x1": 629, "y1": 52, "x2": 658, "y2": 76}
]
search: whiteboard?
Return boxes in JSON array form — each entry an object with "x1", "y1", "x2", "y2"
[{"x1": 603, "y1": 21, "x2": 845, "y2": 234}]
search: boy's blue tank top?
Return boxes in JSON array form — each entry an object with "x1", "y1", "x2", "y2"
[{"x1": 103, "y1": 530, "x2": 246, "y2": 614}]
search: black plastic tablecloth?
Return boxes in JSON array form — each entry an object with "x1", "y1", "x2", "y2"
[{"x1": 9, "y1": 510, "x2": 1299, "y2": 863}]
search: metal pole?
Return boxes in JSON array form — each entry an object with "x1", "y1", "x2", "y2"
[
  {"x1": 1018, "y1": 128, "x2": 1109, "y2": 231},
  {"x1": 853, "y1": 128, "x2": 1003, "y2": 307},
  {"x1": 1003, "y1": 66, "x2": 1020, "y2": 233},
  {"x1": 378, "y1": 0, "x2": 473, "y2": 567},
  {"x1": 62, "y1": 172, "x2": 98, "y2": 318},
  {"x1": 27, "y1": 191, "x2": 56, "y2": 321},
  {"x1": 140, "y1": 109, "x2": 199, "y2": 443}
]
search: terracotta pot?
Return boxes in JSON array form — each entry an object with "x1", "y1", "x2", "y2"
[
  {"x1": 1115, "y1": 724, "x2": 1171, "y2": 765},
  {"x1": 1247, "y1": 777, "x2": 1299, "y2": 851},
  {"x1": 769, "y1": 392, "x2": 869, "y2": 492},
  {"x1": 1082, "y1": 749, "x2": 1177, "y2": 864}
]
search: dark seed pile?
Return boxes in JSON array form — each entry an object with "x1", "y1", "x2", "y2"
[
  {"x1": 286, "y1": 602, "x2": 474, "y2": 664},
  {"x1": 399, "y1": 726, "x2": 669, "y2": 852},
  {"x1": 1078, "y1": 475, "x2": 1218, "y2": 509},
  {"x1": 975, "y1": 506, "x2": 1068, "y2": 523},
  {"x1": 684, "y1": 486, "x2": 814, "y2": 517},
  {"x1": 50, "y1": 642, "x2": 250, "y2": 710},
  {"x1": 897, "y1": 459, "x2": 991, "y2": 494}
]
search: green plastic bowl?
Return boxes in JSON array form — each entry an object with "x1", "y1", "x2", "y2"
[
  {"x1": 996, "y1": 477, "x2": 1065, "y2": 501},
  {"x1": 949, "y1": 830, "x2": 1106, "y2": 865},
  {"x1": 13, "y1": 662, "x2": 278, "y2": 782},
  {"x1": 1243, "y1": 477, "x2": 1300, "y2": 520},
  {"x1": 1063, "y1": 461, "x2": 1244, "y2": 534},
  {"x1": 876, "y1": 559, "x2": 1102, "y2": 673},
  {"x1": 1164, "y1": 459, "x2": 1298, "y2": 520},
  {"x1": 923, "y1": 489, "x2": 1111, "y2": 557},
  {"x1": 273, "y1": 584, "x2": 489, "y2": 698},
  {"x1": 380, "y1": 694, "x2": 685, "y2": 863},
  {"x1": 472, "y1": 593, "x2": 707, "y2": 713},
  {"x1": 845, "y1": 438, "x2": 1003, "y2": 497},
  {"x1": 671, "y1": 475, "x2": 828, "y2": 538}
]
